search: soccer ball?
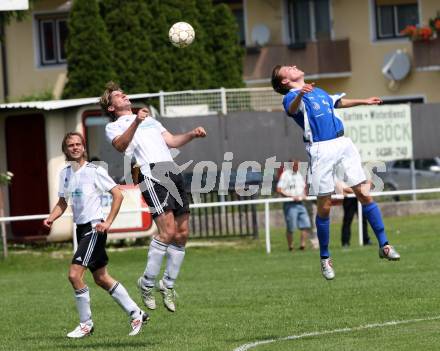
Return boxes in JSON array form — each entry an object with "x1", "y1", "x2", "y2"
[{"x1": 169, "y1": 22, "x2": 195, "y2": 48}]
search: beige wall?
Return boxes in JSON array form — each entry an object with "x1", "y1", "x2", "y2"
[
  {"x1": 327, "y1": 0, "x2": 440, "y2": 102},
  {"x1": 2, "y1": 0, "x2": 440, "y2": 103},
  {"x1": 245, "y1": 0, "x2": 284, "y2": 45},
  {"x1": 420, "y1": 0, "x2": 440, "y2": 25},
  {"x1": 246, "y1": 0, "x2": 440, "y2": 103},
  {"x1": 4, "y1": 0, "x2": 67, "y2": 102}
]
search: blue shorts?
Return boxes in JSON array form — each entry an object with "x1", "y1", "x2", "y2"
[{"x1": 283, "y1": 202, "x2": 311, "y2": 232}]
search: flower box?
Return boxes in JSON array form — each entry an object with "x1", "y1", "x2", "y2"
[{"x1": 413, "y1": 37, "x2": 440, "y2": 70}]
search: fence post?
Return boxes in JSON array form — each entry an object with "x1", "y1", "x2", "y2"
[
  {"x1": 159, "y1": 90, "x2": 165, "y2": 116},
  {"x1": 410, "y1": 160, "x2": 416, "y2": 201},
  {"x1": 265, "y1": 201, "x2": 271, "y2": 254},
  {"x1": 220, "y1": 87, "x2": 227, "y2": 115},
  {"x1": 0, "y1": 187, "x2": 7, "y2": 259},
  {"x1": 357, "y1": 200, "x2": 363, "y2": 246},
  {"x1": 0, "y1": 217, "x2": 7, "y2": 259}
]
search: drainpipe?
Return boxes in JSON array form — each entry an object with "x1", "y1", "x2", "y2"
[{"x1": 0, "y1": 22, "x2": 8, "y2": 102}]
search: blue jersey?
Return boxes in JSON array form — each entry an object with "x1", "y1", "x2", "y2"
[{"x1": 282, "y1": 87, "x2": 345, "y2": 142}]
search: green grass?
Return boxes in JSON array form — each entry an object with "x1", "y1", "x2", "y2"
[{"x1": 1, "y1": 214, "x2": 439, "y2": 351}]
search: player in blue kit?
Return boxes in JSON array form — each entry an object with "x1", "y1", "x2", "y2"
[{"x1": 271, "y1": 65, "x2": 400, "y2": 280}]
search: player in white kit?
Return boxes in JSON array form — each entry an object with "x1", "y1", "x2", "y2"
[
  {"x1": 101, "y1": 82, "x2": 206, "y2": 312},
  {"x1": 271, "y1": 65, "x2": 400, "y2": 280},
  {"x1": 43, "y1": 132, "x2": 148, "y2": 338}
]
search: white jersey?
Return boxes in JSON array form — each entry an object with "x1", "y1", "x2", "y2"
[
  {"x1": 105, "y1": 114, "x2": 173, "y2": 178},
  {"x1": 58, "y1": 162, "x2": 117, "y2": 224},
  {"x1": 277, "y1": 169, "x2": 306, "y2": 197}
]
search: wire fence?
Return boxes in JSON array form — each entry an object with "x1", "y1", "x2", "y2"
[
  {"x1": 158, "y1": 87, "x2": 283, "y2": 117},
  {"x1": 1, "y1": 188, "x2": 440, "y2": 259}
]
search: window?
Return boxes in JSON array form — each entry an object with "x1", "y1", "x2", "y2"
[
  {"x1": 287, "y1": 0, "x2": 331, "y2": 45},
  {"x1": 36, "y1": 14, "x2": 68, "y2": 66},
  {"x1": 374, "y1": 0, "x2": 419, "y2": 40},
  {"x1": 214, "y1": 0, "x2": 245, "y2": 46},
  {"x1": 415, "y1": 159, "x2": 436, "y2": 171},
  {"x1": 393, "y1": 160, "x2": 410, "y2": 169}
]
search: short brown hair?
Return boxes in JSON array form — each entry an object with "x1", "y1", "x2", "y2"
[
  {"x1": 62, "y1": 132, "x2": 87, "y2": 161},
  {"x1": 99, "y1": 81, "x2": 121, "y2": 118},
  {"x1": 271, "y1": 65, "x2": 290, "y2": 95}
]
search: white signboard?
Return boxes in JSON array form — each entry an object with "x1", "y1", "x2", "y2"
[
  {"x1": 102, "y1": 187, "x2": 142, "y2": 229},
  {"x1": 338, "y1": 104, "x2": 413, "y2": 162},
  {"x1": 0, "y1": 0, "x2": 29, "y2": 11}
]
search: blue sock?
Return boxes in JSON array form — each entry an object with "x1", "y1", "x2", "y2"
[
  {"x1": 316, "y1": 215, "x2": 330, "y2": 258},
  {"x1": 362, "y1": 202, "x2": 388, "y2": 247}
]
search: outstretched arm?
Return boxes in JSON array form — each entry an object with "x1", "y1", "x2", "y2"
[
  {"x1": 287, "y1": 83, "x2": 315, "y2": 115},
  {"x1": 43, "y1": 197, "x2": 68, "y2": 229},
  {"x1": 162, "y1": 127, "x2": 207, "y2": 148},
  {"x1": 112, "y1": 108, "x2": 149, "y2": 152},
  {"x1": 337, "y1": 97, "x2": 382, "y2": 108}
]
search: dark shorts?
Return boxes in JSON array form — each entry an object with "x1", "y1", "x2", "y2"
[
  {"x1": 138, "y1": 162, "x2": 190, "y2": 219},
  {"x1": 72, "y1": 222, "x2": 108, "y2": 272}
]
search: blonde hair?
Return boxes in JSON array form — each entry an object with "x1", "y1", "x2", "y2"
[
  {"x1": 62, "y1": 132, "x2": 87, "y2": 161},
  {"x1": 99, "y1": 81, "x2": 121, "y2": 118}
]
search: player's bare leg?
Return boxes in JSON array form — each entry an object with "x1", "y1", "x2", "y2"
[
  {"x1": 94, "y1": 266, "x2": 148, "y2": 336},
  {"x1": 67, "y1": 264, "x2": 94, "y2": 338}
]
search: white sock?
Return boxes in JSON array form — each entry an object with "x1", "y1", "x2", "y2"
[
  {"x1": 163, "y1": 244, "x2": 186, "y2": 289},
  {"x1": 74, "y1": 286, "x2": 92, "y2": 324},
  {"x1": 109, "y1": 281, "x2": 140, "y2": 317},
  {"x1": 142, "y1": 238, "x2": 168, "y2": 287}
]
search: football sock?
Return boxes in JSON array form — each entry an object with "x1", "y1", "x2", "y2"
[
  {"x1": 163, "y1": 244, "x2": 186, "y2": 289},
  {"x1": 316, "y1": 215, "x2": 330, "y2": 258},
  {"x1": 142, "y1": 238, "x2": 168, "y2": 288},
  {"x1": 74, "y1": 286, "x2": 92, "y2": 324},
  {"x1": 109, "y1": 281, "x2": 140, "y2": 317},
  {"x1": 362, "y1": 202, "x2": 388, "y2": 247}
]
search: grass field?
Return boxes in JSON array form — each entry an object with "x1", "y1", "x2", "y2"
[{"x1": 1, "y1": 214, "x2": 439, "y2": 351}]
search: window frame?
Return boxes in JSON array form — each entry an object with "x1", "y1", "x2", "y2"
[
  {"x1": 34, "y1": 13, "x2": 68, "y2": 67},
  {"x1": 285, "y1": 0, "x2": 332, "y2": 45},
  {"x1": 372, "y1": 0, "x2": 420, "y2": 41}
]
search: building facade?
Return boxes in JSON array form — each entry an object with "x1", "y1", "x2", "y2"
[{"x1": 1, "y1": 0, "x2": 439, "y2": 103}]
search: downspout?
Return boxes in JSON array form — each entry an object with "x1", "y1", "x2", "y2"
[{"x1": 0, "y1": 22, "x2": 8, "y2": 102}]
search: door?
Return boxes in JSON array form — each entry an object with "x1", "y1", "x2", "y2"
[{"x1": 5, "y1": 114, "x2": 49, "y2": 239}]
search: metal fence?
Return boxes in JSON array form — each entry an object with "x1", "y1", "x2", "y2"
[
  {"x1": 188, "y1": 191, "x2": 258, "y2": 239},
  {"x1": 157, "y1": 87, "x2": 283, "y2": 117},
  {"x1": 2, "y1": 188, "x2": 440, "y2": 259}
]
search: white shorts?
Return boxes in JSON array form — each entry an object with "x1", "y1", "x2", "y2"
[{"x1": 306, "y1": 137, "x2": 366, "y2": 196}]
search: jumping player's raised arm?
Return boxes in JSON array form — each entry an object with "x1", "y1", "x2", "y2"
[
  {"x1": 336, "y1": 97, "x2": 382, "y2": 108},
  {"x1": 161, "y1": 126, "x2": 207, "y2": 148},
  {"x1": 108, "y1": 108, "x2": 149, "y2": 153},
  {"x1": 285, "y1": 83, "x2": 315, "y2": 115}
]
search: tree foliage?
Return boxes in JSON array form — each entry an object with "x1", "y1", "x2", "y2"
[
  {"x1": 101, "y1": 0, "x2": 155, "y2": 94},
  {"x1": 63, "y1": 0, "x2": 245, "y2": 97},
  {"x1": 211, "y1": 3, "x2": 245, "y2": 88},
  {"x1": 63, "y1": 0, "x2": 117, "y2": 98}
]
